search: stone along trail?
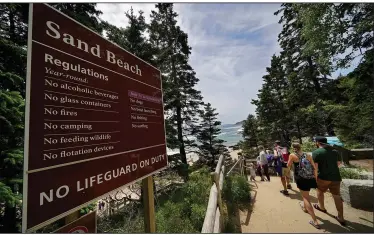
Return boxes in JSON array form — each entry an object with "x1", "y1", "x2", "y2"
[{"x1": 240, "y1": 177, "x2": 373, "y2": 233}]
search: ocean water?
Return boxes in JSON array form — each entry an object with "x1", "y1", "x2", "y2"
[
  {"x1": 167, "y1": 123, "x2": 243, "y2": 156},
  {"x1": 218, "y1": 124, "x2": 244, "y2": 147}
]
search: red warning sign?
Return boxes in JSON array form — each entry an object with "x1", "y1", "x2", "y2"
[
  {"x1": 69, "y1": 226, "x2": 89, "y2": 233},
  {"x1": 53, "y1": 211, "x2": 96, "y2": 233}
]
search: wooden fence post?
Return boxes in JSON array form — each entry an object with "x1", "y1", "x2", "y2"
[
  {"x1": 213, "y1": 207, "x2": 220, "y2": 233},
  {"x1": 202, "y1": 185, "x2": 218, "y2": 233},
  {"x1": 211, "y1": 172, "x2": 222, "y2": 212},
  {"x1": 243, "y1": 157, "x2": 247, "y2": 177},
  {"x1": 239, "y1": 158, "x2": 244, "y2": 175},
  {"x1": 142, "y1": 176, "x2": 156, "y2": 233},
  {"x1": 109, "y1": 200, "x2": 114, "y2": 216},
  {"x1": 219, "y1": 165, "x2": 225, "y2": 231}
]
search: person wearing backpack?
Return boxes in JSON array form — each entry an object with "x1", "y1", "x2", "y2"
[
  {"x1": 274, "y1": 140, "x2": 291, "y2": 195},
  {"x1": 287, "y1": 142, "x2": 320, "y2": 229}
]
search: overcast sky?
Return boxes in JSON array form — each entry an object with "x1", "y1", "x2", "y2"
[{"x1": 97, "y1": 3, "x2": 355, "y2": 124}]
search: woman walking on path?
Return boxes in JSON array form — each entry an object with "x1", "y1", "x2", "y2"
[{"x1": 287, "y1": 143, "x2": 320, "y2": 229}]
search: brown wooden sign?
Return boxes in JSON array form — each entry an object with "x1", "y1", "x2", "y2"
[
  {"x1": 22, "y1": 3, "x2": 167, "y2": 232},
  {"x1": 54, "y1": 211, "x2": 97, "y2": 233}
]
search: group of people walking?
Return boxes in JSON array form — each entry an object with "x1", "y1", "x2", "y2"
[{"x1": 249, "y1": 137, "x2": 345, "y2": 229}]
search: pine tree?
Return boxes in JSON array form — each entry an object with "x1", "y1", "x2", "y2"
[
  {"x1": 275, "y1": 3, "x2": 334, "y2": 136},
  {"x1": 196, "y1": 103, "x2": 227, "y2": 169},
  {"x1": 149, "y1": 3, "x2": 203, "y2": 169},
  {"x1": 252, "y1": 55, "x2": 293, "y2": 147},
  {"x1": 102, "y1": 7, "x2": 154, "y2": 63},
  {"x1": 49, "y1": 3, "x2": 103, "y2": 34},
  {"x1": 0, "y1": 3, "x2": 104, "y2": 232},
  {"x1": 323, "y1": 51, "x2": 374, "y2": 147},
  {"x1": 241, "y1": 114, "x2": 259, "y2": 148},
  {"x1": 297, "y1": 3, "x2": 374, "y2": 70},
  {"x1": 0, "y1": 4, "x2": 29, "y2": 232}
]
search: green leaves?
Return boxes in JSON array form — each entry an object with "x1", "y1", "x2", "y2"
[
  {"x1": 0, "y1": 3, "x2": 105, "y2": 232},
  {"x1": 196, "y1": 103, "x2": 227, "y2": 168},
  {"x1": 50, "y1": 4, "x2": 103, "y2": 34},
  {"x1": 149, "y1": 4, "x2": 204, "y2": 165},
  {"x1": 297, "y1": 3, "x2": 374, "y2": 70},
  {"x1": 249, "y1": 3, "x2": 373, "y2": 151},
  {"x1": 0, "y1": 182, "x2": 21, "y2": 207}
]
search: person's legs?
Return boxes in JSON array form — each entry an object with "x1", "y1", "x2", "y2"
[
  {"x1": 281, "y1": 176, "x2": 287, "y2": 190},
  {"x1": 257, "y1": 165, "x2": 262, "y2": 176},
  {"x1": 263, "y1": 164, "x2": 270, "y2": 181},
  {"x1": 257, "y1": 165, "x2": 264, "y2": 180},
  {"x1": 283, "y1": 168, "x2": 292, "y2": 188},
  {"x1": 316, "y1": 179, "x2": 329, "y2": 211},
  {"x1": 300, "y1": 190, "x2": 319, "y2": 226},
  {"x1": 286, "y1": 176, "x2": 291, "y2": 188},
  {"x1": 329, "y1": 181, "x2": 345, "y2": 222},
  {"x1": 317, "y1": 189, "x2": 326, "y2": 210},
  {"x1": 332, "y1": 194, "x2": 344, "y2": 221}
]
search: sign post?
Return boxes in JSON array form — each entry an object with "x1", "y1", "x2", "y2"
[
  {"x1": 142, "y1": 176, "x2": 156, "y2": 233},
  {"x1": 22, "y1": 3, "x2": 167, "y2": 232}
]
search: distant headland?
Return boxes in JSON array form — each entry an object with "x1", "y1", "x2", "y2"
[{"x1": 234, "y1": 120, "x2": 245, "y2": 125}]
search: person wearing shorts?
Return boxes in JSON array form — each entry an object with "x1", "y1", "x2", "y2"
[
  {"x1": 312, "y1": 136, "x2": 346, "y2": 226},
  {"x1": 288, "y1": 142, "x2": 320, "y2": 229},
  {"x1": 274, "y1": 141, "x2": 291, "y2": 195},
  {"x1": 281, "y1": 167, "x2": 291, "y2": 181}
]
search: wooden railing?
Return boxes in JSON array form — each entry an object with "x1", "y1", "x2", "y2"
[
  {"x1": 201, "y1": 154, "x2": 225, "y2": 233},
  {"x1": 226, "y1": 156, "x2": 245, "y2": 177},
  {"x1": 201, "y1": 155, "x2": 248, "y2": 233}
]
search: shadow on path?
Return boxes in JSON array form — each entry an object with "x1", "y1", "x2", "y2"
[
  {"x1": 318, "y1": 214, "x2": 374, "y2": 233},
  {"x1": 240, "y1": 177, "x2": 373, "y2": 233},
  {"x1": 287, "y1": 189, "x2": 319, "y2": 204},
  {"x1": 360, "y1": 217, "x2": 374, "y2": 225},
  {"x1": 242, "y1": 189, "x2": 257, "y2": 226}
]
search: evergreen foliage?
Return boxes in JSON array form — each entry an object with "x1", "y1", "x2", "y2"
[
  {"x1": 0, "y1": 2, "x2": 372, "y2": 232},
  {"x1": 196, "y1": 103, "x2": 228, "y2": 168}
]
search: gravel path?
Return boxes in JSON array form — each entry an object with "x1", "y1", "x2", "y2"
[{"x1": 240, "y1": 177, "x2": 373, "y2": 233}]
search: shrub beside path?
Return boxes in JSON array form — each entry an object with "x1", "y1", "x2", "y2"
[{"x1": 240, "y1": 177, "x2": 373, "y2": 233}]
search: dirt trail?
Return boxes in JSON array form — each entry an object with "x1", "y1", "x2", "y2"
[{"x1": 240, "y1": 177, "x2": 373, "y2": 233}]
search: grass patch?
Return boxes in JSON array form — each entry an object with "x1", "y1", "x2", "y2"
[
  {"x1": 339, "y1": 167, "x2": 367, "y2": 179},
  {"x1": 222, "y1": 174, "x2": 251, "y2": 233},
  {"x1": 97, "y1": 167, "x2": 212, "y2": 233},
  {"x1": 155, "y1": 167, "x2": 211, "y2": 233}
]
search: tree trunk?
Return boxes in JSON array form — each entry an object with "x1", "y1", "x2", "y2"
[
  {"x1": 325, "y1": 115, "x2": 335, "y2": 136},
  {"x1": 296, "y1": 121, "x2": 303, "y2": 144},
  {"x1": 282, "y1": 129, "x2": 291, "y2": 148},
  {"x1": 2, "y1": 205, "x2": 17, "y2": 233},
  {"x1": 176, "y1": 105, "x2": 187, "y2": 165},
  {"x1": 306, "y1": 56, "x2": 321, "y2": 93}
]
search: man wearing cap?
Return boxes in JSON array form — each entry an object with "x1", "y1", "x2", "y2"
[{"x1": 312, "y1": 136, "x2": 346, "y2": 226}]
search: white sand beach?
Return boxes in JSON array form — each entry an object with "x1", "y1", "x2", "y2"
[{"x1": 229, "y1": 149, "x2": 241, "y2": 161}]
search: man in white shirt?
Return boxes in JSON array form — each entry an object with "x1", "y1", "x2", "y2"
[{"x1": 257, "y1": 146, "x2": 270, "y2": 181}]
